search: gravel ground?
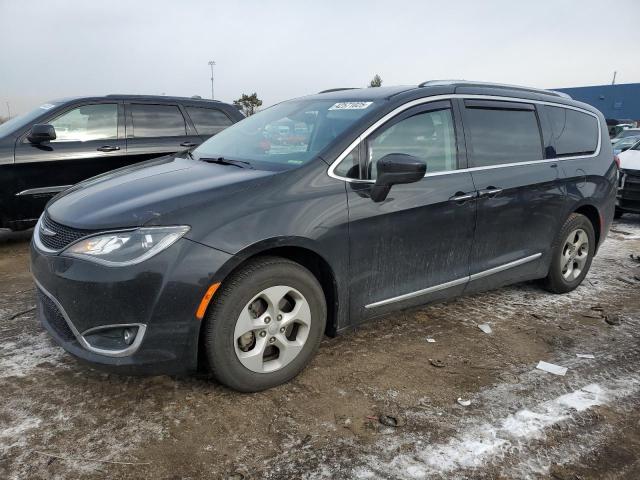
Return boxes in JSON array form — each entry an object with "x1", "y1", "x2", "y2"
[{"x1": 1, "y1": 217, "x2": 639, "y2": 479}]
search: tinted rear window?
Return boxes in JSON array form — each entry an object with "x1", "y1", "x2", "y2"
[
  {"x1": 186, "y1": 107, "x2": 233, "y2": 136},
  {"x1": 130, "y1": 104, "x2": 186, "y2": 137},
  {"x1": 464, "y1": 103, "x2": 542, "y2": 167},
  {"x1": 545, "y1": 106, "x2": 598, "y2": 157}
]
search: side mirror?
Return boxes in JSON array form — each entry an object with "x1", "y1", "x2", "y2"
[
  {"x1": 370, "y1": 153, "x2": 426, "y2": 202},
  {"x1": 28, "y1": 124, "x2": 56, "y2": 144}
]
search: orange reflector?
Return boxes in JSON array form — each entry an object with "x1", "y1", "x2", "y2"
[{"x1": 196, "y1": 282, "x2": 221, "y2": 320}]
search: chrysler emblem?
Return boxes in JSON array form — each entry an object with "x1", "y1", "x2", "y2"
[{"x1": 41, "y1": 226, "x2": 57, "y2": 236}]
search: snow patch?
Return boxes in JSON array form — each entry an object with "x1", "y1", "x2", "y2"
[{"x1": 355, "y1": 379, "x2": 638, "y2": 479}]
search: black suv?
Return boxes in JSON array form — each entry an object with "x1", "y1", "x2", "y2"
[
  {"x1": 0, "y1": 95, "x2": 243, "y2": 231},
  {"x1": 31, "y1": 81, "x2": 616, "y2": 392}
]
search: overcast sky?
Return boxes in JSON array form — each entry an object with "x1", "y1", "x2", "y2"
[{"x1": 1, "y1": 0, "x2": 639, "y2": 116}]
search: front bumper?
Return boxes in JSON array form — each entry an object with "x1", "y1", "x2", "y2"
[
  {"x1": 617, "y1": 169, "x2": 640, "y2": 213},
  {"x1": 31, "y1": 236, "x2": 232, "y2": 375}
]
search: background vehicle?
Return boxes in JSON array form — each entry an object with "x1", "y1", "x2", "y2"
[
  {"x1": 610, "y1": 127, "x2": 640, "y2": 145},
  {"x1": 31, "y1": 81, "x2": 616, "y2": 392},
  {"x1": 616, "y1": 141, "x2": 640, "y2": 217},
  {"x1": 607, "y1": 122, "x2": 635, "y2": 138},
  {"x1": 0, "y1": 95, "x2": 243, "y2": 231},
  {"x1": 612, "y1": 136, "x2": 640, "y2": 155}
]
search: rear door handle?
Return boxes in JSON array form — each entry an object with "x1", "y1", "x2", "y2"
[
  {"x1": 180, "y1": 141, "x2": 200, "y2": 148},
  {"x1": 97, "y1": 145, "x2": 120, "y2": 152},
  {"x1": 449, "y1": 191, "x2": 477, "y2": 203},
  {"x1": 478, "y1": 187, "x2": 503, "y2": 198}
]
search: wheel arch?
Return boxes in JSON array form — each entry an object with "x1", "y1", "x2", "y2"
[
  {"x1": 196, "y1": 237, "x2": 341, "y2": 371},
  {"x1": 573, "y1": 203, "x2": 601, "y2": 247}
]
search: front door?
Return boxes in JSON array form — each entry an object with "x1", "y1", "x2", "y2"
[
  {"x1": 344, "y1": 101, "x2": 477, "y2": 321},
  {"x1": 459, "y1": 99, "x2": 566, "y2": 291},
  {"x1": 12, "y1": 102, "x2": 127, "y2": 225}
]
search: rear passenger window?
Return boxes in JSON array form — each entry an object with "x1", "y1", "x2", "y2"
[
  {"x1": 464, "y1": 102, "x2": 542, "y2": 167},
  {"x1": 367, "y1": 107, "x2": 457, "y2": 179},
  {"x1": 545, "y1": 106, "x2": 598, "y2": 157},
  {"x1": 186, "y1": 107, "x2": 233, "y2": 136},
  {"x1": 130, "y1": 104, "x2": 186, "y2": 138}
]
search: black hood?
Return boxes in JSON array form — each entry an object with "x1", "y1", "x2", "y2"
[{"x1": 47, "y1": 155, "x2": 276, "y2": 230}]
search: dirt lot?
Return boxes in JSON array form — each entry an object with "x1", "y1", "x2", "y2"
[{"x1": 1, "y1": 217, "x2": 640, "y2": 479}]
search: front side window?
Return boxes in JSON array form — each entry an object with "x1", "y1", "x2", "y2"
[
  {"x1": 50, "y1": 104, "x2": 117, "y2": 142},
  {"x1": 193, "y1": 99, "x2": 382, "y2": 169},
  {"x1": 465, "y1": 103, "x2": 542, "y2": 167},
  {"x1": 367, "y1": 108, "x2": 457, "y2": 179},
  {"x1": 186, "y1": 107, "x2": 232, "y2": 136},
  {"x1": 131, "y1": 104, "x2": 186, "y2": 138},
  {"x1": 545, "y1": 106, "x2": 598, "y2": 157}
]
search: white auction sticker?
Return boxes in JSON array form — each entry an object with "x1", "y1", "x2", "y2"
[{"x1": 328, "y1": 102, "x2": 373, "y2": 111}]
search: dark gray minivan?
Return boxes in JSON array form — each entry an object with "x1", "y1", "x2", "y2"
[{"x1": 31, "y1": 81, "x2": 616, "y2": 392}]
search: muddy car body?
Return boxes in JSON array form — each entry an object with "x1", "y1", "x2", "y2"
[{"x1": 31, "y1": 81, "x2": 617, "y2": 391}]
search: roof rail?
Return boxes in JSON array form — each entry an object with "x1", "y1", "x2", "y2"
[
  {"x1": 317, "y1": 87, "x2": 359, "y2": 94},
  {"x1": 418, "y1": 80, "x2": 572, "y2": 99}
]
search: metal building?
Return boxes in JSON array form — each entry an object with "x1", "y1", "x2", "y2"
[{"x1": 554, "y1": 83, "x2": 640, "y2": 121}]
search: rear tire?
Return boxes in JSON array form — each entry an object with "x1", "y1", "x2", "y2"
[
  {"x1": 203, "y1": 256, "x2": 326, "y2": 392},
  {"x1": 542, "y1": 213, "x2": 595, "y2": 294}
]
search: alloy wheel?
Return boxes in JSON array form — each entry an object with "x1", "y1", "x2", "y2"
[
  {"x1": 560, "y1": 228, "x2": 589, "y2": 281},
  {"x1": 233, "y1": 285, "x2": 311, "y2": 373}
]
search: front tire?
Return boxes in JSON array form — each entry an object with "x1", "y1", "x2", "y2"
[
  {"x1": 203, "y1": 256, "x2": 326, "y2": 392},
  {"x1": 542, "y1": 213, "x2": 595, "y2": 294}
]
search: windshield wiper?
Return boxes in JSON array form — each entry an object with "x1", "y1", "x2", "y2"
[{"x1": 198, "y1": 157, "x2": 254, "y2": 169}]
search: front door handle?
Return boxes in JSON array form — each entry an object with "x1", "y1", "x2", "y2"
[
  {"x1": 478, "y1": 187, "x2": 503, "y2": 198},
  {"x1": 97, "y1": 145, "x2": 120, "y2": 152},
  {"x1": 180, "y1": 141, "x2": 200, "y2": 148},
  {"x1": 449, "y1": 191, "x2": 477, "y2": 203}
]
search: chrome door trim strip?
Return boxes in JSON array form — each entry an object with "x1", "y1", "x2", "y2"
[
  {"x1": 365, "y1": 276, "x2": 469, "y2": 309},
  {"x1": 468, "y1": 253, "x2": 542, "y2": 281},
  {"x1": 364, "y1": 252, "x2": 542, "y2": 309},
  {"x1": 327, "y1": 93, "x2": 602, "y2": 183},
  {"x1": 16, "y1": 185, "x2": 72, "y2": 196}
]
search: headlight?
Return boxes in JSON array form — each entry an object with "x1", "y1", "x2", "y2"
[{"x1": 63, "y1": 226, "x2": 190, "y2": 266}]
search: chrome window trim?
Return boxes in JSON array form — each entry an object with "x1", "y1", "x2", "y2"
[
  {"x1": 364, "y1": 252, "x2": 542, "y2": 309},
  {"x1": 327, "y1": 94, "x2": 602, "y2": 184},
  {"x1": 34, "y1": 278, "x2": 147, "y2": 358},
  {"x1": 16, "y1": 185, "x2": 73, "y2": 196}
]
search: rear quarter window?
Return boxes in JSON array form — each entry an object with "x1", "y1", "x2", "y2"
[
  {"x1": 186, "y1": 107, "x2": 233, "y2": 136},
  {"x1": 544, "y1": 106, "x2": 598, "y2": 157}
]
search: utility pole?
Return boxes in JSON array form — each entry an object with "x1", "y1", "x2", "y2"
[
  {"x1": 611, "y1": 71, "x2": 617, "y2": 85},
  {"x1": 208, "y1": 60, "x2": 216, "y2": 100},
  {"x1": 5, "y1": 102, "x2": 10, "y2": 119}
]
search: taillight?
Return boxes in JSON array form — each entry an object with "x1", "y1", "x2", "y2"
[{"x1": 614, "y1": 155, "x2": 621, "y2": 169}]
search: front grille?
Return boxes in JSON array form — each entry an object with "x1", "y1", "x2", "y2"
[
  {"x1": 37, "y1": 288, "x2": 76, "y2": 341},
  {"x1": 620, "y1": 170, "x2": 640, "y2": 211},
  {"x1": 39, "y1": 212, "x2": 97, "y2": 251}
]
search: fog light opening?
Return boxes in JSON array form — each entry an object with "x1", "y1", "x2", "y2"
[{"x1": 123, "y1": 327, "x2": 137, "y2": 346}]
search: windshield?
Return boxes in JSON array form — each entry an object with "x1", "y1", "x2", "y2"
[
  {"x1": 192, "y1": 99, "x2": 381, "y2": 168},
  {"x1": 0, "y1": 102, "x2": 60, "y2": 138}
]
